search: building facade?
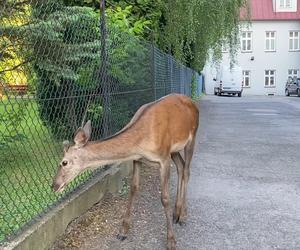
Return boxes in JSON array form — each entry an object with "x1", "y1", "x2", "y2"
[{"x1": 203, "y1": 0, "x2": 300, "y2": 96}]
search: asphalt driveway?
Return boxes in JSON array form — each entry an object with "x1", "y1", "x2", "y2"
[{"x1": 52, "y1": 95, "x2": 300, "y2": 250}]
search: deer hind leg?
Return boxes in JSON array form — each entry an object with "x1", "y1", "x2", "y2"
[
  {"x1": 160, "y1": 159, "x2": 176, "y2": 250},
  {"x1": 171, "y1": 152, "x2": 185, "y2": 224},
  {"x1": 117, "y1": 160, "x2": 141, "y2": 241},
  {"x1": 179, "y1": 138, "x2": 196, "y2": 224}
]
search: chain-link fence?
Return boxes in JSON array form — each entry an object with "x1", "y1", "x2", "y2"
[{"x1": 0, "y1": 0, "x2": 201, "y2": 244}]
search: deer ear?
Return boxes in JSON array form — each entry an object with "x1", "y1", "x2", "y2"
[{"x1": 74, "y1": 120, "x2": 92, "y2": 147}]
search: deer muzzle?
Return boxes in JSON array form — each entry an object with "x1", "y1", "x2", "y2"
[
  {"x1": 52, "y1": 182, "x2": 65, "y2": 193},
  {"x1": 52, "y1": 166, "x2": 66, "y2": 193}
]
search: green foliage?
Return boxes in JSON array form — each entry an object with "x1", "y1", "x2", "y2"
[
  {"x1": 30, "y1": 4, "x2": 101, "y2": 139},
  {"x1": 107, "y1": 0, "x2": 164, "y2": 40},
  {"x1": 106, "y1": 5, "x2": 151, "y2": 37},
  {"x1": 0, "y1": 0, "x2": 155, "y2": 140},
  {"x1": 162, "y1": 0, "x2": 249, "y2": 71},
  {"x1": 0, "y1": 100, "x2": 28, "y2": 149},
  {"x1": 99, "y1": 1, "x2": 249, "y2": 72},
  {"x1": 29, "y1": 2, "x2": 152, "y2": 139},
  {"x1": 191, "y1": 73, "x2": 197, "y2": 101},
  {"x1": 0, "y1": 99, "x2": 94, "y2": 242},
  {"x1": 1, "y1": 0, "x2": 248, "y2": 79}
]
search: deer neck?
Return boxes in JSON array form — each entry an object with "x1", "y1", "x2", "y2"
[{"x1": 82, "y1": 132, "x2": 140, "y2": 168}]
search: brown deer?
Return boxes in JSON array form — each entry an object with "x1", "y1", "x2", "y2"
[{"x1": 52, "y1": 93, "x2": 199, "y2": 250}]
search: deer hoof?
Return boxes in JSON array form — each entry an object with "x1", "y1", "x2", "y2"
[
  {"x1": 167, "y1": 238, "x2": 176, "y2": 250},
  {"x1": 173, "y1": 216, "x2": 179, "y2": 224},
  {"x1": 173, "y1": 214, "x2": 187, "y2": 226},
  {"x1": 117, "y1": 234, "x2": 127, "y2": 241},
  {"x1": 178, "y1": 220, "x2": 187, "y2": 226},
  {"x1": 173, "y1": 212, "x2": 180, "y2": 224}
]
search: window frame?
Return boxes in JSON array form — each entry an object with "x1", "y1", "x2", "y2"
[
  {"x1": 241, "y1": 31, "x2": 252, "y2": 53},
  {"x1": 289, "y1": 31, "x2": 300, "y2": 51},
  {"x1": 264, "y1": 70, "x2": 276, "y2": 88},
  {"x1": 288, "y1": 69, "x2": 299, "y2": 79},
  {"x1": 265, "y1": 31, "x2": 276, "y2": 52},
  {"x1": 280, "y1": 0, "x2": 292, "y2": 8},
  {"x1": 242, "y1": 70, "x2": 251, "y2": 88}
]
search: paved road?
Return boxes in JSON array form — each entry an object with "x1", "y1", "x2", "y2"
[
  {"x1": 183, "y1": 95, "x2": 300, "y2": 249},
  {"x1": 53, "y1": 95, "x2": 300, "y2": 250}
]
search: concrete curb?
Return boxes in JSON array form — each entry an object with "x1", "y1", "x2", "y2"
[{"x1": 3, "y1": 162, "x2": 132, "y2": 250}]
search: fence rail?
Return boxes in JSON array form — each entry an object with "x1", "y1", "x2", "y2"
[{"x1": 0, "y1": 0, "x2": 201, "y2": 244}]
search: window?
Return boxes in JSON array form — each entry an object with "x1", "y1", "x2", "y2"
[
  {"x1": 265, "y1": 70, "x2": 276, "y2": 87},
  {"x1": 288, "y1": 69, "x2": 299, "y2": 78},
  {"x1": 280, "y1": 0, "x2": 292, "y2": 8},
  {"x1": 243, "y1": 70, "x2": 251, "y2": 87},
  {"x1": 265, "y1": 31, "x2": 276, "y2": 51},
  {"x1": 241, "y1": 32, "x2": 252, "y2": 52},
  {"x1": 289, "y1": 31, "x2": 300, "y2": 51}
]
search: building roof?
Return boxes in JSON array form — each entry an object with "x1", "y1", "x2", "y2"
[{"x1": 241, "y1": 0, "x2": 300, "y2": 21}]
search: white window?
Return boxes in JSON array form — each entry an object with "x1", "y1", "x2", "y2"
[
  {"x1": 289, "y1": 31, "x2": 300, "y2": 51},
  {"x1": 265, "y1": 31, "x2": 276, "y2": 51},
  {"x1": 241, "y1": 32, "x2": 252, "y2": 52},
  {"x1": 243, "y1": 70, "x2": 251, "y2": 87},
  {"x1": 288, "y1": 69, "x2": 299, "y2": 78},
  {"x1": 280, "y1": 0, "x2": 292, "y2": 8},
  {"x1": 265, "y1": 70, "x2": 276, "y2": 87}
]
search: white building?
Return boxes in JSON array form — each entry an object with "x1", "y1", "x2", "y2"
[{"x1": 204, "y1": 0, "x2": 300, "y2": 96}]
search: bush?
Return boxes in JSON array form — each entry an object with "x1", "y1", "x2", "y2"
[{"x1": 31, "y1": 4, "x2": 153, "y2": 140}]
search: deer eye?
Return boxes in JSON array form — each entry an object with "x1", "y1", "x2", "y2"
[{"x1": 62, "y1": 160, "x2": 68, "y2": 166}]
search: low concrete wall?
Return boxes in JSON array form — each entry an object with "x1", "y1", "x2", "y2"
[{"x1": 4, "y1": 162, "x2": 132, "y2": 250}]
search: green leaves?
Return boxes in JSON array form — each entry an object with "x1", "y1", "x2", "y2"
[
  {"x1": 0, "y1": 99, "x2": 29, "y2": 149},
  {"x1": 161, "y1": 0, "x2": 249, "y2": 71},
  {"x1": 106, "y1": 5, "x2": 151, "y2": 37},
  {"x1": 104, "y1": 0, "x2": 248, "y2": 72}
]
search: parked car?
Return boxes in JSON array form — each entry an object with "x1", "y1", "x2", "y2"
[
  {"x1": 285, "y1": 77, "x2": 300, "y2": 96},
  {"x1": 213, "y1": 65, "x2": 243, "y2": 97}
]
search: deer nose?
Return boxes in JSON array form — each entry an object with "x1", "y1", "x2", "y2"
[{"x1": 52, "y1": 182, "x2": 60, "y2": 192}]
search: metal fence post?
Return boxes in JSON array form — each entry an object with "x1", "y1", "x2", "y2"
[
  {"x1": 166, "y1": 55, "x2": 170, "y2": 95},
  {"x1": 151, "y1": 39, "x2": 156, "y2": 100},
  {"x1": 100, "y1": 0, "x2": 110, "y2": 138},
  {"x1": 170, "y1": 56, "x2": 173, "y2": 93}
]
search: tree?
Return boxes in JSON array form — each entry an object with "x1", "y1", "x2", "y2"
[
  {"x1": 1, "y1": 0, "x2": 153, "y2": 140},
  {"x1": 30, "y1": 1, "x2": 153, "y2": 139},
  {"x1": 107, "y1": 0, "x2": 249, "y2": 71},
  {"x1": 162, "y1": 0, "x2": 249, "y2": 71}
]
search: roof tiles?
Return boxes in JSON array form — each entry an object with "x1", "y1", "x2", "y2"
[{"x1": 241, "y1": 0, "x2": 300, "y2": 21}]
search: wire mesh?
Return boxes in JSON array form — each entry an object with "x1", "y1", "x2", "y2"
[{"x1": 0, "y1": 0, "x2": 201, "y2": 244}]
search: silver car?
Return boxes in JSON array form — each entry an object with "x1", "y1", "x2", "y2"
[{"x1": 285, "y1": 77, "x2": 300, "y2": 96}]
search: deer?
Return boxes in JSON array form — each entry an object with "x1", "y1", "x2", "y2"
[{"x1": 52, "y1": 93, "x2": 199, "y2": 250}]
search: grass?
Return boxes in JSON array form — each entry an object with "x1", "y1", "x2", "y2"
[{"x1": 0, "y1": 98, "x2": 92, "y2": 243}]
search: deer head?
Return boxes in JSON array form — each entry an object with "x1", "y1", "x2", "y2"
[{"x1": 52, "y1": 120, "x2": 92, "y2": 193}]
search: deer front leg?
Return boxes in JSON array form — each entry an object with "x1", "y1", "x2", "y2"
[
  {"x1": 117, "y1": 160, "x2": 140, "y2": 241},
  {"x1": 171, "y1": 152, "x2": 184, "y2": 224},
  {"x1": 160, "y1": 160, "x2": 176, "y2": 250}
]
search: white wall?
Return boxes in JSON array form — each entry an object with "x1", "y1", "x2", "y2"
[{"x1": 203, "y1": 20, "x2": 300, "y2": 95}]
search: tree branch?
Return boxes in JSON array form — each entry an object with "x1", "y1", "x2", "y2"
[{"x1": 0, "y1": 60, "x2": 31, "y2": 74}]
